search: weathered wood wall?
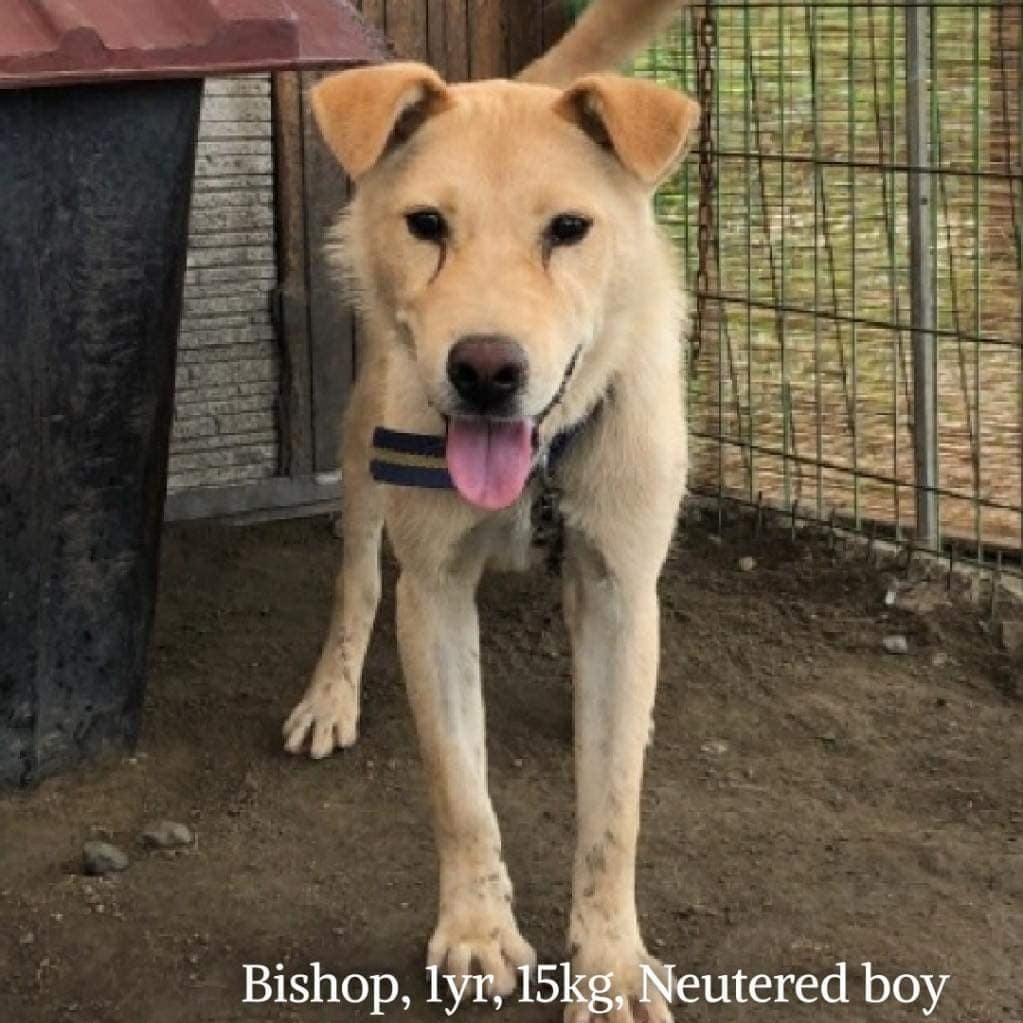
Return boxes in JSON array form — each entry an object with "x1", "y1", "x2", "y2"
[
  {"x1": 170, "y1": 76, "x2": 279, "y2": 495},
  {"x1": 357, "y1": 0, "x2": 570, "y2": 80}
]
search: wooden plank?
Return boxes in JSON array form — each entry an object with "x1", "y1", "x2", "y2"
[
  {"x1": 359, "y1": 0, "x2": 386, "y2": 33},
  {"x1": 506, "y1": 0, "x2": 544, "y2": 76},
  {"x1": 469, "y1": 0, "x2": 505, "y2": 79},
  {"x1": 427, "y1": 0, "x2": 448, "y2": 77},
  {"x1": 300, "y1": 69, "x2": 356, "y2": 474},
  {"x1": 164, "y1": 474, "x2": 342, "y2": 522},
  {"x1": 270, "y1": 71, "x2": 313, "y2": 477},
  {"x1": 541, "y1": 0, "x2": 572, "y2": 51},
  {"x1": 387, "y1": 1, "x2": 429, "y2": 62},
  {"x1": 443, "y1": 0, "x2": 470, "y2": 81}
]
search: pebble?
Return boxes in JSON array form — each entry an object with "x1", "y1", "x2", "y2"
[
  {"x1": 82, "y1": 841, "x2": 129, "y2": 876},
  {"x1": 700, "y1": 739, "x2": 729, "y2": 756},
  {"x1": 882, "y1": 634, "x2": 909, "y2": 655},
  {"x1": 19, "y1": 931, "x2": 34, "y2": 946},
  {"x1": 141, "y1": 821, "x2": 194, "y2": 850},
  {"x1": 737, "y1": 556, "x2": 756, "y2": 573},
  {"x1": 930, "y1": 651, "x2": 949, "y2": 669}
]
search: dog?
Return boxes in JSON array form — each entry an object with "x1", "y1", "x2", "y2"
[{"x1": 283, "y1": 2, "x2": 699, "y2": 1019}]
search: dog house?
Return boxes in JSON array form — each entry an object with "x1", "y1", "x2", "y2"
[{"x1": 0, "y1": 0, "x2": 385, "y2": 786}]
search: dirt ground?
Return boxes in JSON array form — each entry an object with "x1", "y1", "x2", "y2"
[{"x1": 2, "y1": 514, "x2": 1021, "y2": 1022}]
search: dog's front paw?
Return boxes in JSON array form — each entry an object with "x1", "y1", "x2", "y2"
[
  {"x1": 427, "y1": 900, "x2": 536, "y2": 1000},
  {"x1": 282, "y1": 673, "x2": 359, "y2": 758},
  {"x1": 563, "y1": 942, "x2": 672, "y2": 1023}
]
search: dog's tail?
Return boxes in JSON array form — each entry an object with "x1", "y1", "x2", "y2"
[{"x1": 518, "y1": 0, "x2": 683, "y2": 87}]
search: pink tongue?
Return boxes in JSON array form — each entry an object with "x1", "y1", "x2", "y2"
[{"x1": 446, "y1": 418, "x2": 534, "y2": 510}]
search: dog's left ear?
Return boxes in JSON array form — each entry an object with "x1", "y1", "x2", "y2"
[{"x1": 554, "y1": 75, "x2": 700, "y2": 187}]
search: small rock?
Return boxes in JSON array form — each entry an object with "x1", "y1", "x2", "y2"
[
  {"x1": 82, "y1": 841, "x2": 129, "y2": 876},
  {"x1": 19, "y1": 931, "x2": 34, "y2": 946},
  {"x1": 883, "y1": 587, "x2": 898, "y2": 607},
  {"x1": 737, "y1": 556, "x2": 756, "y2": 573},
  {"x1": 141, "y1": 821, "x2": 193, "y2": 850},
  {"x1": 700, "y1": 739, "x2": 729, "y2": 756},
  {"x1": 999, "y1": 620, "x2": 1023, "y2": 655},
  {"x1": 882, "y1": 635, "x2": 909, "y2": 655},
  {"x1": 512, "y1": 757, "x2": 524, "y2": 769},
  {"x1": 930, "y1": 651, "x2": 949, "y2": 669}
]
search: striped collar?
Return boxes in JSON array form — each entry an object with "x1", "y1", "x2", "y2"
[{"x1": 369, "y1": 405, "x2": 600, "y2": 492}]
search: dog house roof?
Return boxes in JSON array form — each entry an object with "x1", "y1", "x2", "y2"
[{"x1": 0, "y1": 0, "x2": 388, "y2": 89}]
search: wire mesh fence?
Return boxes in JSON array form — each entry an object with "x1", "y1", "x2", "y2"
[{"x1": 631, "y1": 0, "x2": 1023, "y2": 578}]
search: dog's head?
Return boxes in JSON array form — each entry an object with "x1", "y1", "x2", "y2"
[{"x1": 312, "y1": 63, "x2": 698, "y2": 510}]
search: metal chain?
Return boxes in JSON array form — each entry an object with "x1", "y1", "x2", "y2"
[{"x1": 690, "y1": 2, "x2": 717, "y2": 373}]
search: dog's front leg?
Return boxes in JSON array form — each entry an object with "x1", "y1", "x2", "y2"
[
  {"x1": 563, "y1": 537, "x2": 672, "y2": 1023},
  {"x1": 396, "y1": 567, "x2": 536, "y2": 999}
]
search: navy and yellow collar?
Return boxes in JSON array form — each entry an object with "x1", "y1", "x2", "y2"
[
  {"x1": 370, "y1": 428, "x2": 452, "y2": 489},
  {"x1": 369, "y1": 406, "x2": 599, "y2": 492}
]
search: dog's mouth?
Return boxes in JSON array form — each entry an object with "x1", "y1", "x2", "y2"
[{"x1": 444, "y1": 346, "x2": 581, "y2": 512}]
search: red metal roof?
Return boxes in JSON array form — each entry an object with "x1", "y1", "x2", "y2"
[{"x1": 0, "y1": 0, "x2": 389, "y2": 89}]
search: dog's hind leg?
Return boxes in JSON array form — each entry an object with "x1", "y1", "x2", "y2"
[
  {"x1": 394, "y1": 554, "x2": 535, "y2": 997},
  {"x1": 283, "y1": 363, "x2": 384, "y2": 758}
]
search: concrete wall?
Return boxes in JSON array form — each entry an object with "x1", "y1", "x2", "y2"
[{"x1": 169, "y1": 75, "x2": 280, "y2": 493}]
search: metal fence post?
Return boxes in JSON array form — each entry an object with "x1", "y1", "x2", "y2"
[{"x1": 906, "y1": 0, "x2": 939, "y2": 548}]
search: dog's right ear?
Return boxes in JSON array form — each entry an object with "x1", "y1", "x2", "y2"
[{"x1": 310, "y1": 62, "x2": 451, "y2": 180}]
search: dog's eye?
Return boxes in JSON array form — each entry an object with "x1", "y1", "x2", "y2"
[
  {"x1": 405, "y1": 208, "x2": 448, "y2": 243},
  {"x1": 546, "y1": 214, "x2": 592, "y2": 247}
]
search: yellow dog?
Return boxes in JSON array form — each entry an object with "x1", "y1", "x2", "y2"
[{"x1": 285, "y1": 3, "x2": 698, "y2": 1018}]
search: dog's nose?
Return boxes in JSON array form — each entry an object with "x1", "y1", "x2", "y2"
[{"x1": 446, "y1": 335, "x2": 528, "y2": 412}]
